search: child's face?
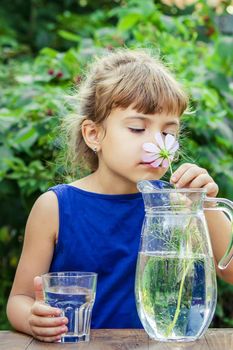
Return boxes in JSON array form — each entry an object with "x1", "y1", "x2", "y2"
[{"x1": 97, "y1": 105, "x2": 180, "y2": 188}]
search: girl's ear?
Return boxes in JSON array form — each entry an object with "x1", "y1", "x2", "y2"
[{"x1": 81, "y1": 119, "x2": 102, "y2": 152}]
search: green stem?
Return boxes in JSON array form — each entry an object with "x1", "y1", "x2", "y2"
[
  {"x1": 165, "y1": 259, "x2": 192, "y2": 337},
  {"x1": 164, "y1": 216, "x2": 196, "y2": 337},
  {"x1": 164, "y1": 156, "x2": 191, "y2": 337},
  {"x1": 168, "y1": 158, "x2": 173, "y2": 177},
  {"x1": 168, "y1": 157, "x2": 176, "y2": 190}
]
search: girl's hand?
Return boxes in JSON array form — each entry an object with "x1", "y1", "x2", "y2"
[
  {"x1": 28, "y1": 276, "x2": 68, "y2": 342},
  {"x1": 170, "y1": 163, "x2": 219, "y2": 198}
]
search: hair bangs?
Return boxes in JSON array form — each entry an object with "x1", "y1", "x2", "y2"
[{"x1": 111, "y1": 63, "x2": 188, "y2": 116}]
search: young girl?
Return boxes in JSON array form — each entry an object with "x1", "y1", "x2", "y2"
[{"x1": 7, "y1": 49, "x2": 233, "y2": 342}]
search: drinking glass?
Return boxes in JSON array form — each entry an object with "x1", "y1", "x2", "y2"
[{"x1": 42, "y1": 271, "x2": 97, "y2": 343}]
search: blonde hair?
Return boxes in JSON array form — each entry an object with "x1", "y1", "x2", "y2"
[{"x1": 63, "y1": 48, "x2": 188, "y2": 174}]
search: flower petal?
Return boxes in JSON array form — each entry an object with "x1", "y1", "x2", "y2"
[
  {"x1": 170, "y1": 141, "x2": 179, "y2": 154},
  {"x1": 169, "y1": 154, "x2": 175, "y2": 160},
  {"x1": 141, "y1": 154, "x2": 157, "y2": 163},
  {"x1": 154, "y1": 132, "x2": 165, "y2": 149},
  {"x1": 165, "y1": 134, "x2": 176, "y2": 150},
  {"x1": 161, "y1": 158, "x2": 169, "y2": 168},
  {"x1": 151, "y1": 157, "x2": 163, "y2": 168},
  {"x1": 142, "y1": 142, "x2": 160, "y2": 153}
]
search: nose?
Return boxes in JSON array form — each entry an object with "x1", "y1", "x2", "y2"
[
  {"x1": 144, "y1": 129, "x2": 154, "y2": 142},
  {"x1": 143, "y1": 129, "x2": 161, "y2": 144}
]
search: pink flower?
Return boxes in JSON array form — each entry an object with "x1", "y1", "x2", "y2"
[{"x1": 142, "y1": 132, "x2": 179, "y2": 168}]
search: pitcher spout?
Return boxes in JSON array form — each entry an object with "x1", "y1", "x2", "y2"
[{"x1": 137, "y1": 180, "x2": 172, "y2": 193}]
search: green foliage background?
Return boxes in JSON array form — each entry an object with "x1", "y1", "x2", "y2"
[{"x1": 0, "y1": 0, "x2": 233, "y2": 329}]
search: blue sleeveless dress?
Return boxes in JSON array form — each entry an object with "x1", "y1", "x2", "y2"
[
  {"x1": 48, "y1": 183, "x2": 163, "y2": 329},
  {"x1": 48, "y1": 182, "x2": 205, "y2": 334}
]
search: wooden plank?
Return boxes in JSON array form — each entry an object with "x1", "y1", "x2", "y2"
[
  {"x1": 148, "y1": 328, "x2": 233, "y2": 350},
  {"x1": 1, "y1": 329, "x2": 233, "y2": 350},
  {"x1": 204, "y1": 328, "x2": 233, "y2": 349},
  {"x1": 28, "y1": 329, "x2": 149, "y2": 350},
  {"x1": 148, "y1": 334, "x2": 208, "y2": 350},
  {"x1": 0, "y1": 331, "x2": 33, "y2": 350},
  {"x1": 90, "y1": 329, "x2": 149, "y2": 349}
]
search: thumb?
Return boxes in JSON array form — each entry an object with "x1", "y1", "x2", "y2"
[{"x1": 34, "y1": 276, "x2": 44, "y2": 302}]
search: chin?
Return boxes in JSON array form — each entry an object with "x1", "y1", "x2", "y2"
[
  {"x1": 136, "y1": 172, "x2": 165, "y2": 181},
  {"x1": 133, "y1": 165, "x2": 167, "y2": 183}
]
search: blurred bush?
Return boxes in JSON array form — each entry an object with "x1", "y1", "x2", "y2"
[{"x1": 0, "y1": 0, "x2": 232, "y2": 329}]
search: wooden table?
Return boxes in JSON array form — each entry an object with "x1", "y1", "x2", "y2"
[{"x1": 1, "y1": 329, "x2": 233, "y2": 350}]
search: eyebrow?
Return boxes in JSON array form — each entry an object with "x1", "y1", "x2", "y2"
[{"x1": 124, "y1": 115, "x2": 179, "y2": 126}]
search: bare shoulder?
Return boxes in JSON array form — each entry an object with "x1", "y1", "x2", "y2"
[
  {"x1": 33, "y1": 190, "x2": 58, "y2": 211},
  {"x1": 26, "y1": 190, "x2": 59, "y2": 242}
]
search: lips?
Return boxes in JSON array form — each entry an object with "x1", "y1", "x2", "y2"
[
  {"x1": 140, "y1": 162, "x2": 155, "y2": 167},
  {"x1": 140, "y1": 161, "x2": 154, "y2": 165}
]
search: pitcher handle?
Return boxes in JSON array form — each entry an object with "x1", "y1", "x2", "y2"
[{"x1": 204, "y1": 197, "x2": 233, "y2": 270}]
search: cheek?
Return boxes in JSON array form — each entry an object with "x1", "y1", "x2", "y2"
[
  {"x1": 120, "y1": 141, "x2": 143, "y2": 162},
  {"x1": 105, "y1": 133, "x2": 141, "y2": 154},
  {"x1": 101, "y1": 128, "x2": 146, "y2": 165},
  {"x1": 102, "y1": 143, "x2": 140, "y2": 170}
]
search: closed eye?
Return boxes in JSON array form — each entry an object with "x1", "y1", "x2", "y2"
[
  {"x1": 162, "y1": 131, "x2": 176, "y2": 137},
  {"x1": 128, "y1": 128, "x2": 145, "y2": 133}
]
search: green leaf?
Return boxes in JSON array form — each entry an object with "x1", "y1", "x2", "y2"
[
  {"x1": 118, "y1": 13, "x2": 142, "y2": 31},
  {"x1": 202, "y1": 88, "x2": 219, "y2": 108},
  {"x1": 58, "y1": 30, "x2": 81, "y2": 43},
  {"x1": 0, "y1": 146, "x2": 14, "y2": 172},
  {"x1": 216, "y1": 37, "x2": 233, "y2": 60},
  {"x1": 14, "y1": 125, "x2": 39, "y2": 149},
  {"x1": 0, "y1": 227, "x2": 10, "y2": 242},
  {"x1": 40, "y1": 47, "x2": 58, "y2": 58},
  {"x1": 0, "y1": 115, "x2": 17, "y2": 131},
  {"x1": 63, "y1": 49, "x2": 81, "y2": 74},
  {"x1": 207, "y1": 72, "x2": 229, "y2": 92}
]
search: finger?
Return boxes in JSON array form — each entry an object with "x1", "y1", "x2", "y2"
[
  {"x1": 171, "y1": 163, "x2": 197, "y2": 184},
  {"x1": 188, "y1": 174, "x2": 213, "y2": 189},
  {"x1": 34, "y1": 276, "x2": 44, "y2": 302},
  {"x1": 31, "y1": 302, "x2": 61, "y2": 317},
  {"x1": 34, "y1": 334, "x2": 62, "y2": 343},
  {"x1": 175, "y1": 167, "x2": 207, "y2": 188},
  {"x1": 29, "y1": 314, "x2": 68, "y2": 328},
  {"x1": 31, "y1": 324, "x2": 68, "y2": 338},
  {"x1": 204, "y1": 182, "x2": 219, "y2": 197}
]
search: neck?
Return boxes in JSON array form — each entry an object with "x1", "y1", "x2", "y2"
[{"x1": 76, "y1": 166, "x2": 138, "y2": 195}]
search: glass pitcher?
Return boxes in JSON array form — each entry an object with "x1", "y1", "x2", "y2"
[{"x1": 135, "y1": 180, "x2": 233, "y2": 342}]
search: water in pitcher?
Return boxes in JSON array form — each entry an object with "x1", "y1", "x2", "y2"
[
  {"x1": 45, "y1": 286, "x2": 95, "y2": 343},
  {"x1": 135, "y1": 252, "x2": 217, "y2": 342}
]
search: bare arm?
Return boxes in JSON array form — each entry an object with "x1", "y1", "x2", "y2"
[
  {"x1": 7, "y1": 191, "x2": 68, "y2": 341},
  {"x1": 205, "y1": 210, "x2": 233, "y2": 283}
]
